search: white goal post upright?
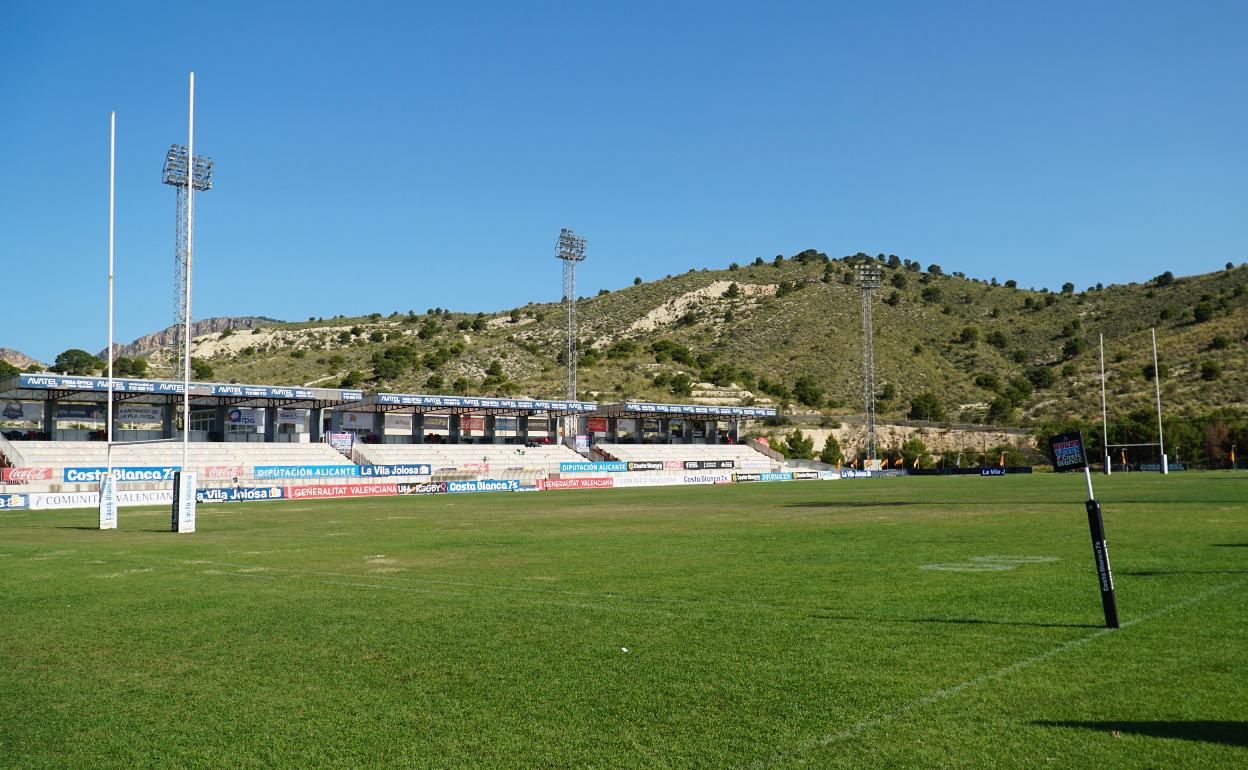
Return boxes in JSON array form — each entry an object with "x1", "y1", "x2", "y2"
[
  {"x1": 1099, "y1": 332, "x2": 1110, "y2": 476},
  {"x1": 1151, "y1": 327, "x2": 1167, "y2": 474},
  {"x1": 99, "y1": 111, "x2": 118, "y2": 530},
  {"x1": 1100, "y1": 329, "x2": 1168, "y2": 475},
  {"x1": 173, "y1": 72, "x2": 198, "y2": 534}
]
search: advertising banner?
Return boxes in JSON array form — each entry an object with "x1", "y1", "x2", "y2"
[
  {"x1": 98, "y1": 473, "x2": 117, "y2": 529},
  {"x1": 622, "y1": 401, "x2": 776, "y2": 418},
  {"x1": 341, "y1": 412, "x2": 374, "y2": 430},
  {"x1": 383, "y1": 413, "x2": 413, "y2": 431},
  {"x1": 117, "y1": 404, "x2": 162, "y2": 423},
  {"x1": 739, "y1": 459, "x2": 772, "y2": 470},
  {"x1": 560, "y1": 461, "x2": 627, "y2": 473},
  {"x1": 284, "y1": 483, "x2": 399, "y2": 500},
  {"x1": 680, "y1": 472, "x2": 734, "y2": 485},
  {"x1": 818, "y1": 470, "x2": 841, "y2": 480},
  {"x1": 423, "y1": 415, "x2": 450, "y2": 430},
  {"x1": 979, "y1": 468, "x2": 1006, "y2": 476},
  {"x1": 57, "y1": 404, "x2": 102, "y2": 422},
  {"x1": 1, "y1": 402, "x2": 43, "y2": 423},
  {"x1": 65, "y1": 466, "x2": 180, "y2": 483},
  {"x1": 359, "y1": 464, "x2": 433, "y2": 477},
  {"x1": 523, "y1": 416, "x2": 548, "y2": 432},
  {"x1": 793, "y1": 471, "x2": 821, "y2": 480},
  {"x1": 626, "y1": 461, "x2": 664, "y2": 472},
  {"x1": 609, "y1": 473, "x2": 686, "y2": 488},
  {"x1": 17, "y1": 374, "x2": 363, "y2": 403},
  {"x1": 733, "y1": 472, "x2": 762, "y2": 483},
  {"x1": 586, "y1": 417, "x2": 608, "y2": 433},
  {"x1": 196, "y1": 486, "x2": 285, "y2": 503},
  {"x1": 683, "y1": 460, "x2": 735, "y2": 470},
  {"x1": 0, "y1": 494, "x2": 30, "y2": 510},
  {"x1": 28, "y1": 489, "x2": 174, "y2": 510},
  {"x1": 277, "y1": 409, "x2": 304, "y2": 427},
  {"x1": 398, "y1": 482, "x2": 448, "y2": 495},
  {"x1": 254, "y1": 465, "x2": 360, "y2": 479},
  {"x1": 328, "y1": 432, "x2": 353, "y2": 453},
  {"x1": 760, "y1": 472, "x2": 793, "y2": 482},
  {"x1": 447, "y1": 479, "x2": 521, "y2": 494},
  {"x1": 541, "y1": 477, "x2": 614, "y2": 491},
  {"x1": 202, "y1": 465, "x2": 245, "y2": 480},
  {"x1": 460, "y1": 416, "x2": 486, "y2": 432},
  {"x1": 575, "y1": 435, "x2": 590, "y2": 453},
  {"x1": 225, "y1": 408, "x2": 261, "y2": 427},
  {"x1": 171, "y1": 471, "x2": 197, "y2": 533},
  {"x1": 642, "y1": 419, "x2": 661, "y2": 435},
  {"x1": 2, "y1": 467, "x2": 54, "y2": 482},
  {"x1": 494, "y1": 417, "x2": 518, "y2": 432}
]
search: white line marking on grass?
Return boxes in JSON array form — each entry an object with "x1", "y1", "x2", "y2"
[
  {"x1": 746, "y1": 576, "x2": 1248, "y2": 769},
  {"x1": 110, "y1": 553, "x2": 732, "y2": 617},
  {"x1": 105, "y1": 552, "x2": 846, "y2": 617},
  {"x1": 100, "y1": 568, "x2": 153, "y2": 578}
]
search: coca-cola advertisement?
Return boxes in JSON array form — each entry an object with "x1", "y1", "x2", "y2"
[
  {"x1": 2, "y1": 467, "x2": 54, "y2": 483},
  {"x1": 201, "y1": 465, "x2": 245, "y2": 480}
]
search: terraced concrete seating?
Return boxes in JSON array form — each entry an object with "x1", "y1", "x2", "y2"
[
  {"x1": 593, "y1": 443, "x2": 776, "y2": 470},
  {"x1": 0, "y1": 440, "x2": 356, "y2": 490},
  {"x1": 353, "y1": 443, "x2": 584, "y2": 479}
]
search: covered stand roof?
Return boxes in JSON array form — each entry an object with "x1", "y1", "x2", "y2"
[
  {"x1": 0, "y1": 373, "x2": 365, "y2": 410},
  {"x1": 337, "y1": 393, "x2": 599, "y2": 416},
  {"x1": 592, "y1": 401, "x2": 777, "y2": 419}
]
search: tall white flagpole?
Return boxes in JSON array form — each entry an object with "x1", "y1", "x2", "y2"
[
  {"x1": 183, "y1": 72, "x2": 194, "y2": 472},
  {"x1": 1151, "y1": 327, "x2": 1166, "y2": 474}
]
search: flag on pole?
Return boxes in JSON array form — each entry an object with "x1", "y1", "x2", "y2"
[
  {"x1": 881, "y1": 457, "x2": 889, "y2": 469},
  {"x1": 956, "y1": 453, "x2": 962, "y2": 468},
  {"x1": 1230, "y1": 446, "x2": 1236, "y2": 464},
  {"x1": 913, "y1": 456, "x2": 920, "y2": 469},
  {"x1": 1121, "y1": 449, "x2": 1127, "y2": 465},
  {"x1": 999, "y1": 451, "x2": 1005, "y2": 467},
  {"x1": 836, "y1": 459, "x2": 842, "y2": 472}
]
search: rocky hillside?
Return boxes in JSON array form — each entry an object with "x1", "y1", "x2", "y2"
[
  {"x1": 98, "y1": 317, "x2": 278, "y2": 360},
  {"x1": 29, "y1": 251, "x2": 1248, "y2": 429},
  {"x1": 0, "y1": 348, "x2": 42, "y2": 370}
]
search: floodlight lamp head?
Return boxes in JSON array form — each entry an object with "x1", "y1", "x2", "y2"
[
  {"x1": 857, "y1": 263, "x2": 882, "y2": 289},
  {"x1": 556, "y1": 227, "x2": 587, "y2": 262},
  {"x1": 162, "y1": 144, "x2": 214, "y2": 191}
]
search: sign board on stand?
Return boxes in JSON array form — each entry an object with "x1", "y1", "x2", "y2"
[
  {"x1": 98, "y1": 473, "x2": 117, "y2": 530},
  {"x1": 1049, "y1": 430, "x2": 1118, "y2": 629},
  {"x1": 171, "y1": 471, "x2": 197, "y2": 534}
]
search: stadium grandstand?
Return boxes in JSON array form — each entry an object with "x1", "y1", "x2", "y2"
[{"x1": 0, "y1": 373, "x2": 783, "y2": 501}]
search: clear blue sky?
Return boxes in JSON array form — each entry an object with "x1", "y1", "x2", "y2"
[{"x1": 2, "y1": 1, "x2": 1245, "y2": 363}]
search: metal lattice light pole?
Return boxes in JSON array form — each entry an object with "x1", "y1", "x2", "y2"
[
  {"x1": 161, "y1": 143, "x2": 214, "y2": 359},
  {"x1": 857, "y1": 262, "x2": 882, "y2": 464},
  {"x1": 555, "y1": 228, "x2": 587, "y2": 445},
  {"x1": 556, "y1": 228, "x2": 587, "y2": 398}
]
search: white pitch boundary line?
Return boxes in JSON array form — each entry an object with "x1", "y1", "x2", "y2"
[
  {"x1": 108, "y1": 552, "x2": 805, "y2": 614},
  {"x1": 745, "y1": 576, "x2": 1248, "y2": 770},
  {"x1": 190, "y1": 563, "x2": 691, "y2": 618}
]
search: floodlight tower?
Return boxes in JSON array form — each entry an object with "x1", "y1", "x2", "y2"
[
  {"x1": 857, "y1": 262, "x2": 882, "y2": 464},
  {"x1": 556, "y1": 228, "x2": 587, "y2": 400},
  {"x1": 162, "y1": 144, "x2": 214, "y2": 356}
]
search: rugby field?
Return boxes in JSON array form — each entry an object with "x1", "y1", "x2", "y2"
[{"x1": 1, "y1": 473, "x2": 1246, "y2": 768}]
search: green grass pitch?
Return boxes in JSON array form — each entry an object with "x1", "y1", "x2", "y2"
[{"x1": 2, "y1": 473, "x2": 1246, "y2": 768}]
